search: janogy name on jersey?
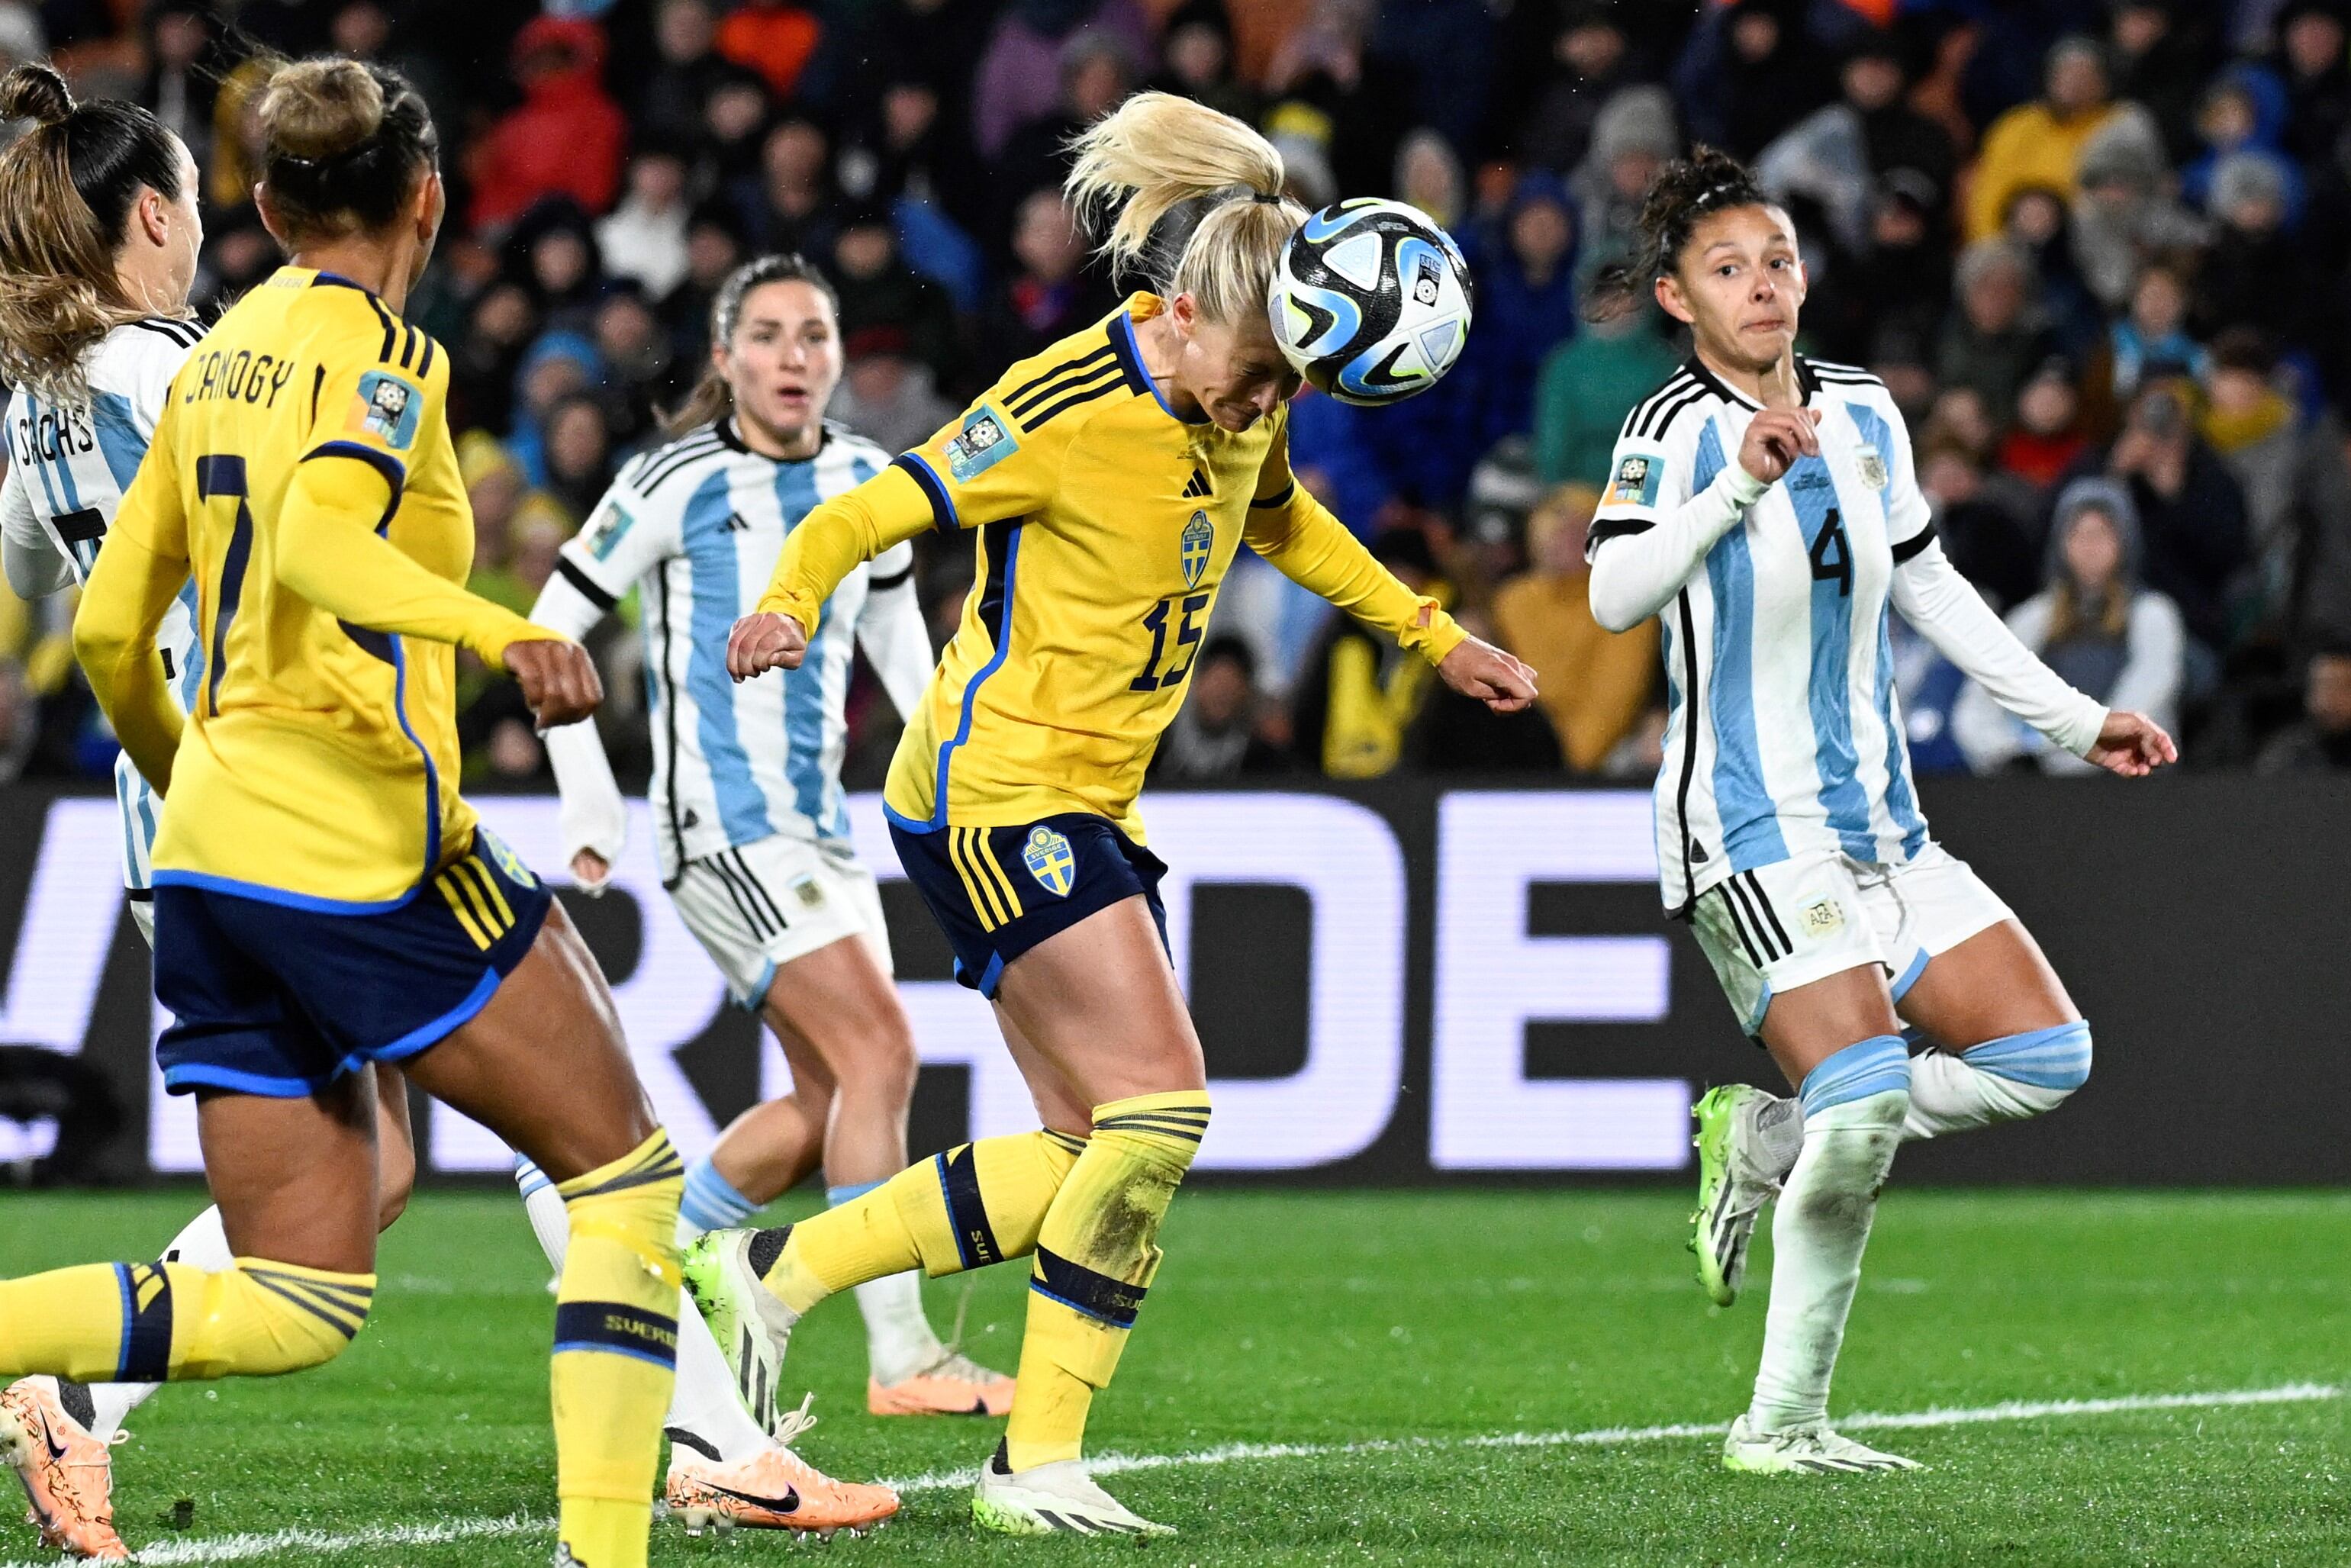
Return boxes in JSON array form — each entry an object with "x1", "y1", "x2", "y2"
[{"x1": 179, "y1": 346, "x2": 300, "y2": 411}]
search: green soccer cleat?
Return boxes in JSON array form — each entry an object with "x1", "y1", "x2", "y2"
[
  {"x1": 681, "y1": 1228, "x2": 800, "y2": 1438},
  {"x1": 1690, "y1": 1083, "x2": 1777, "y2": 1307}
]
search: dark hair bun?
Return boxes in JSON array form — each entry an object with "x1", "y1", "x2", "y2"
[
  {"x1": 0, "y1": 64, "x2": 75, "y2": 127},
  {"x1": 1583, "y1": 143, "x2": 1771, "y2": 322},
  {"x1": 259, "y1": 57, "x2": 384, "y2": 162}
]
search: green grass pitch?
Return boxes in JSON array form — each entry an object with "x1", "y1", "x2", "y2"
[{"x1": 5, "y1": 1186, "x2": 2349, "y2": 1566}]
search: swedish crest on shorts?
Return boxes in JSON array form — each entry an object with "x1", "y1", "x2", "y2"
[
  {"x1": 1855, "y1": 444, "x2": 1888, "y2": 490},
  {"x1": 1022, "y1": 826, "x2": 1075, "y2": 897},
  {"x1": 1180, "y1": 508, "x2": 1213, "y2": 588}
]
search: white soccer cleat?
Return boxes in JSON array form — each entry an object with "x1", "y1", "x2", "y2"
[
  {"x1": 1722, "y1": 1414, "x2": 1923, "y2": 1474},
  {"x1": 971, "y1": 1439, "x2": 1173, "y2": 1537},
  {"x1": 1690, "y1": 1084, "x2": 1781, "y2": 1307},
  {"x1": 680, "y1": 1228, "x2": 798, "y2": 1437}
]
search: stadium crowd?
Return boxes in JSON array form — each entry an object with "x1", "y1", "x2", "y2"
[{"x1": 5, "y1": 0, "x2": 2351, "y2": 787}]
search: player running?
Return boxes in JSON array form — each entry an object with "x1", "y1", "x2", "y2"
[
  {"x1": 0, "y1": 60, "x2": 691, "y2": 1568},
  {"x1": 515, "y1": 251, "x2": 991, "y2": 1525},
  {"x1": 696, "y1": 91, "x2": 1535, "y2": 1537},
  {"x1": 1584, "y1": 147, "x2": 2174, "y2": 1475},
  {"x1": 0, "y1": 66, "x2": 418, "y2": 1561}
]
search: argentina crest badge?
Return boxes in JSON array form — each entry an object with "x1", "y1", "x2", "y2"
[
  {"x1": 1022, "y1": 826, "x2": 1076, "y2": 898},
  {"x1": 1180, "y1": 508, "x2": 1213, "y2": 588},
  {"x1": 1855, "y1": 443, "x2": 1889, "y2": 490}
]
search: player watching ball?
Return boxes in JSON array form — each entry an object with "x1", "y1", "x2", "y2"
[
  {"x1": 0, "y1": 58, "x2": 691, "y2": 1568},
  {"x1": 518, "y1": 250, "x2": 995, "y2": 1531},
  {"x1": 1583, "y1": 146, "x2": 2174, "y2": 1474},
  {"x1": 698, "y1": 90, "x2": 1533, "y2": 1538},
  {"x1": 0, "y1": 66, "x2": 427, "y2": 1562}
]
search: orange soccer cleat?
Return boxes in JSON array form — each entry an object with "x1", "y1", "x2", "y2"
[
  {"x1": 665, "y1": 1396, "x2": 898, "y2": 1538},
  {"x1": 868, "y1": 1349, "x2": 1016, "y2": 1417},
  {"x1": 0, "y1": 1377, "x2": 128, "y2": 1561}
]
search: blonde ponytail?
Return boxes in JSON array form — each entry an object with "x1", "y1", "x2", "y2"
[{"x1": 1064, "y1": 91, "x2": 1306, "y2": 326}]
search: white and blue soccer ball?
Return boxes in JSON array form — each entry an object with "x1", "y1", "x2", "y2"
[{"x1": 1269, "y1": 197, "x2": 1473, "y2": 407}]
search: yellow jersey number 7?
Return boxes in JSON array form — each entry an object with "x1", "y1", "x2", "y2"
[
  {"x1": 195, "y1": 453, "x2": 256, "y2": 719},
  {"x1": 1131, "y1": 591, "x2": 1209, "y2": 692}
]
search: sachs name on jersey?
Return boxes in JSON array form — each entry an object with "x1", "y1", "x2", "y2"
[
  {"x1": 1591, "y1": 357, "x2": 1937, "y2": 915},
  {"x1": 559, "y1": 419, "x2": 905, "y2": 872}
]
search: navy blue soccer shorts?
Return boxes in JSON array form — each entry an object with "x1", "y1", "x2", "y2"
[
  {"x1": 153, "y1": 829, "x2": 552, "y2": 1097},
  {"x1": 888, "y1": 813, "x2": 1169, "y2": 997}
]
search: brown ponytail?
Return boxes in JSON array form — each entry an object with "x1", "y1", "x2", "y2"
[
  {"x1": 0, "y1": 65, "x2": 190, "y2": 402},
  {"x1": 256, "y1": 57, "x2": 438, "y2": 242}
]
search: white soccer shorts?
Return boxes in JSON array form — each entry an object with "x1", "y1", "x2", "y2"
[
  {"x1": 1688, "y1": 841, "x2": 2014, "y2": 1035},
  {"x1": 668, "y1": 834, "x2": 894, "y2": 1011}
]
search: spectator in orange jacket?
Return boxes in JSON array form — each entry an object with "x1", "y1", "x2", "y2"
[
  {"x1": 469, "y1": 16, "x2": 626, "y2": 230},
  {"x1": 717, "y1": 0, "x2": 825, "y2": 100}
]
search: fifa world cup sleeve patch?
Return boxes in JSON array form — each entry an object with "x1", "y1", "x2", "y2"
[
  {"x1": 1608, "y1": 452, "x2": 1663, "y2": 508},
  {"x1": 945, "y1": 407, "x2": 1017, "y2": 483},
  {"x1": 581, "y1": 497, "x2": 637, "y2": 561},
  {"x1": 347, "y1": 371, "x2": 424, "y2": 450}
]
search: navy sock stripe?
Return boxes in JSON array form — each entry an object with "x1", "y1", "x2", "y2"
[
  {"x1": 1031, "y1": 1247, "x2": 1145, "y2": 1328},
  {"x1": 936, "y1": 1146, "x2": 1003, "y2": 1269},
  {"x1": 552, "y1": 1301, "x2": 679, "y2": 1367},
  {"x1": 243, "y1": 1271, "x2": 366, "y2": 1340},
  {"x1": 1091, "y1": 1117, "x2": 1206, "y2": 1143},
  {"x1": 117, "y1": 1263, "x2": 175, "y2": 1383}
]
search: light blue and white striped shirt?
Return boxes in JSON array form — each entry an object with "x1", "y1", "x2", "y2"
[{"x1": 2, "y1": 317, "x2": 205, "y2": 893}]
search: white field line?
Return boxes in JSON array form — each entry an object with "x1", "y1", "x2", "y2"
[{"x1": 10, "y1": 1382, "x2": 2335, "y2": 1566}]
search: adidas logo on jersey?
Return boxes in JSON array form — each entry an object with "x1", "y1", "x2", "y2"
[
  {"x1": 724, "y1": 511, "x2": 751, "y2": 533},
  {"x1": 1181, "y1": 466, "x2": 1212, "y2": 499}
]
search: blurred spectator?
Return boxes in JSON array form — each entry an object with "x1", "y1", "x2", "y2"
[
  {"x1": 2181, "y1": 63, "x2": 2302, "y2": 224},
  {"x1": 503, "y1": 199, "x2": 605, "y2": 326},
  {"x1": 2200, "y1": 329, "x2": 2331, "y2": 632},
  {"x1": 450, "y1": 282, "x2": 540, "y2": 437},
  {"x1": 993, "y1": 30, "x2": 1138, "y2": 255},
  {"x1": 972, "y1": 0, "x2": 1151, "y2": 160},
  {"x1": 1918, "y1": 433, "x2": 2041, "y2": 611},
  {"x1": 738, "y1": 118, "x2": 845, "y2": 259},
  {"x1": 140, "y1": 1, "x2": 217, "y2": 171},
  {"x1": 2109, "y1": 259, "x2": 2205, "y2": 401},
  {"x1": 2196, "y1": 153, "x2": 2314, "y2": 349},
  {"x1": 1490, "y1": 483, "x2": 1657, "y2": 773},
  {"x1": 1532, "y1": 305, "x2": 1680, "y2": 490},
  {"x1": 469, "y1": 16, "x2": 626, "y2": 230},
  {"x1": 839, "y1": 74, "x2": 987, "y2": 241},
  {"x1": 1956, "y1": 478, "x2": 2184, "y2": 774},
  {"x1": 1812, "y1": 172, "x2": 1950, "y2": 365},
  {"x1": 664, "y1": 204, "x2": 748, "y2": 372},
  {"x1": 699, "y1": 64, "x2": 778, "y2": 185},
  {"x1": 507, "y1": 331, "x2": 605, "y2": 486},
  {"x1": 1998, "y1": 358, "x2": 2090, "y2": 493},
  {"x1": 2000, "y1": 185, "x2": 2102, "y2": 356},
  {"x1": 597, "y1": 146, "x2": 693, "y2": 301},
  {"x1": 542, "y1": 394, "x2": 618, "y2": 524},
  {"x1": 1968, "y1": 36, "x2": 2121, "y2": 243},
  {"x1": 591, "y1": 291, "x2": 677, "y2": 441},
  {"x1": 2255, "y1": 646, "x2": 2351, "y2": 771},
  {"x1": 1570, "y1": 85, "x2": 1677, "y2": 301},
  {"x1": 2069, "y1": 105, "x2": 2207, "y2": 312},
  {"x1": 1394, "y1": 130, "x2": 1464, "y2": 231},
  {"x1": 2108, "y1": 0, "x2": 2221, "y2": 159},
  {"x1": 831, "y1": 207, "x2": 962, "y2": 390},
  {"x1": 638, "y1": 0, "x2": 730, "y2": 150},
  {"x1": 1754, "y1": 30, "x2": 1956, "y2": 258},
  {"x1": 1462, "y1": 173, "x2": 1578, "y2": 451},
  {"x1": 2067, "y1": 381, "x2": 2252, "y2": 659},
  {"x1": 2276, "y1": 0, "x2": 2351, "y2": 166},
  {"x1": 1673, "y1": 0, "x2": 1832, "y2": 161},
  {"x1": 1149, "y1": 638, "x2": 1293, "y2": 781},
  {"x1": 715, "y1": 0, "x2": 823, "y2": 100},
  {"x1": 1374, "y1": 0, "x2": 1495, "y2": 160},
  {"x1": 1509, "y1": 0, "x2": 1642, "y2": 172},
  {"x1": 1152, "y1": 0, "x2": 1256, "y2": 128},
  {"x1": 978, "y1": 191, "x2": 1109, "y2": 371},
  {"x1": 1938, "y1": 237, "x2": 2055, "y2": 430},
  {"x1": 833, "y1": 327, "x2": 956, "y2": 456},
  {"x1": 1262, "y1": 0, "x2": 1417, "y2": 201}
]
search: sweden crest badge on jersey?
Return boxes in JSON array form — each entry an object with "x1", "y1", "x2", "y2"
[
  {"x1": 946, "y1": 406, "x2": 1016, "y2": 482},
  {"x1": 1022, "y1": 826, "x2": 1075, "y2": 897},
  {"x1": 475, "y1": 827, "x2": 538, "y2": 889},
  {"x1": 1609, "y1": 453, "x2": 1660, "y2": 507},
  {"x1": 1855, "y1": 444, "x2": 1889, "y2": 490},
  {"x1": 348, "y1": 371, "x2": 423, "y2": 450},
  {"x1": 1180, "y1": 508, "x2": 1213, "y2": 588}
]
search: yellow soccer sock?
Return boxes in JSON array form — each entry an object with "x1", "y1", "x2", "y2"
[
  {"x1": 754, "y1": 1129, "x2": 1086, "y2": 1315},
  {"x1": 1005, "y1": 1093, "x2": 1209, "y2": 1470},
  {"x1": 550, "y1": 1131, "x2": 684, "y2": 1568},
  {"x1": 0, "y1": 1257, "x2": 373, "y2": 1384}
]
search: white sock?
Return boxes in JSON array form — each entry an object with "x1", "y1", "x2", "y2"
[
  {"x1": 85, "y1": 1206, "x2": 230, "y2": 1439},
  {"x1": 1903, "y1": 1024, "x2": 2092, "y2": 1139},
  {"x1": 1748, "y1": 1073, "x2": 1908, "y2": 1433},
  {"x1": 514, "y1": 1157, "x2": 772, "y2": 1463},
  {"x1": 825, "y1": 1181, "x2": 944, "y2": 1383}
]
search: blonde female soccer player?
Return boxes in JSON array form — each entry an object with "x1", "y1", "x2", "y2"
[
  {"x1": 0, "y1": 64, "x2": 414, "y2": 1561},
  {"x1": 0, "y1": 60, "x2": 686, "y2": 1568},
  {"x1": 1584, "y1": 147, "x2": 2172, "y2": 1473},
  {"x1": 690, "y1": 92, "x2": 1535, "y2": 1537}
]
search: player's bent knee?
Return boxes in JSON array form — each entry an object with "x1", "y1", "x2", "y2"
[
  {"x1": 165, "y1": 1261, "x2": 377, "y2": 1380},
  {"x1": 1966, "y1": 1019, "x2": 2092, "y2": 1112}
]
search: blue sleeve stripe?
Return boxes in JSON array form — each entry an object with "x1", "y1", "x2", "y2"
[
  {"x1": 893, "y1": 451, "x2": 957, "y2": 533},
  {"x1": 303, "y1": 440, "x2": 408, "y2": 526}
]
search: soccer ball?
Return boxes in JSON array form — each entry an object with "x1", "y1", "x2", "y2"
[{"x1": 1268, "y1": 198, "x2": 1474, "y2": 407}]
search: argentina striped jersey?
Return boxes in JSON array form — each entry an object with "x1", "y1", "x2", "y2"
[
  {"x1": 552, "y1": 418, "x2": 927, "y2": 877},
  {"x1": 1590, "y1": 357, "x2": 1939, "y2": 916},
  {"x1": 2, "y1": 317, "x2": 206, "y2": 893}
]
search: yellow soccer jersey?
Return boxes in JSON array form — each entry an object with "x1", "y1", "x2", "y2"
[
  {"x1": 758, "y1": 295, "x2": 1464, "y2": 838},
  {"x1": 95, "y1": 267, "x2": 541, "y2": 907}
]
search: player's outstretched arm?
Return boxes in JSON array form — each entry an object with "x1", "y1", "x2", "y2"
[
  {"x1": 2083, "y1": 710, "x2": 2177, "y2": 778},
  {"x1": 734, "y1": 464, "x2": 936, "y2": 681},
  {"x1": 76, "y1": 413, "x2": 192, "y2": 794},
  {"x1": 526, "y1": 568, "x2": 628, "y2": 888}
]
